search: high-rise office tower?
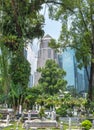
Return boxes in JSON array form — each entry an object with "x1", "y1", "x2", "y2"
[
  {"x1": 34, "y1": 34, "x2": 58, "y2": 85},
  {"x1": 61, "y1": 47, "x2": 89, "y2": 93}
]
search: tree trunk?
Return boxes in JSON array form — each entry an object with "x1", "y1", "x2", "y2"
[
  {"x1": 88, "y1": 62, "x2": 94, "y2": 101},
  {"x1": 88, "y1": 4, "x2": 94, "y2": 101}
]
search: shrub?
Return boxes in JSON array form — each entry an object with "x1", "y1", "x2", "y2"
[
  {"x1": 81, "y1": 120, "x2": 92, "y2": 130},
  {"x1": 39, "y1": 107, "x2": 45, "y2": 119},
  {"x1": 56, "y1": 107, "x2": 67, "y2": 117}
]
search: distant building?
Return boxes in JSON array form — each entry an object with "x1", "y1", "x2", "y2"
[
  {"x1": 24, "y1": 42, "x2": 37, "y2": 87},
  {"x1": 62, "y1": 48, "x2": 75, "y2": 87},
  {"x1": 25, "y1": 35, "x2": 89, "y2": 92},
  {"x1": 34, "y1": 34, "x2": 58, "y2": 85},
  {"x1": 59, "y1": 47, "x2": 89, "y2": 93}
]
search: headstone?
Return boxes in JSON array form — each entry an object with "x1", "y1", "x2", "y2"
[
  {"x1": 33, "y1": 105, "x2": 35, "y2": 111},
  {"x1": 53, "y1": 107, "x2": 55, "y2": 111},
  {"x1": 50, "y1": 106, "x2": 52, "y2": 111},
  {"x1": 28, "y1": 111, "x2": 31, "y2": 120},
  {"x1": 92, "y1": 120, "x2": 94, "y2": 128},
  {"x1": 60, "y1": 121, "x2": 63, "y2": 130},
  {"x1": 69, "y1": 117, "x2": 71, "y2": 130},
  {"x1": 39, "y1": 105, "x2": 41, "y2": 111},
  {"x1": 74, "y1": 108, "x2": 77, "y2": 116},
  {"x1": 5, "y1": 103, "x2": 8, "y2": 108},
  {"x1": 6, "y1": 114, "x2": 10, "y2": 125},
  {"x1": 35, "y1": 104, "x2": 38, "y2": 111},
  {"x1": 51, "y1": 110, "x2": 56, "y2": 120},
  {"x1": 25, "y1": 123, "x2": 29, "y2": 130},
  {"x1": 19, "y1": 105, "x2": 22, "y2": 114},
  {"x1": 47, "y1": 112, "x2": 51, "y2": 118}
]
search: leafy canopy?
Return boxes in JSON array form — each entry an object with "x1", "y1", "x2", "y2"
[{"x1": 38, "y1": 59, "x2": 67, "y2": 95}]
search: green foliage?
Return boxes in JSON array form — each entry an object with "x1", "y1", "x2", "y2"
[
  {"x1": 56, "y1": 106, "x2": 68, "y2": 117},
  {"x1": 0, "y1": 113, "x2": 3, "y2": 119},
  {"x1": 48, "y1": 39, "x2": 61, "y2": 52},
  {"x1": 38, "y1": 59, "x2": 67, "y2": 95},
  {"x1": 0, "y1": 0, "x2": 44, "y2": 39},
  {"x1": 9, "y1": 54, "x2": 30, "y2": 87},
  {"x1": 0, "y1": 42, "x2": 11, "y2": 96},
  {"x1": 0, "y1": 0, "x2": 45, "y2": 107},
  {"x1": 1, "y1": 35, "x2": 21, "y2": 51},
  {"x1": 39, "y1": 107, "x2": 45, "y2": 119},
  {"x1": 24, "y1": 87, "x2": 42, "y2": 109},
  {"x1": 45, "y1": 0, "x2": 94, "y2": 100},
  {"x1": 81, "y1": 120, "x2": 92, "y2": 130}
]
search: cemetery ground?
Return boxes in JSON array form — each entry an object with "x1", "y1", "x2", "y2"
[
  {"x1": 0, "y1": 111, "x2": 86, "y2": 130},
  {"x1": 1, "y1": 121, "x2": 78, "y2": 130},
  {"x1": 1, "y1": 117, "x2": 94, "y2": 130},
  {"x1": 1, "y1": 103, "x2": 94, "y2": 130},
  {"x1": 1, "y1": 116, "x2": 94, "y2": 130}
]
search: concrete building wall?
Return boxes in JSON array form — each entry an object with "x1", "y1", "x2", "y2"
[{"x1": 34, "y1": 34, "x2": 58, "y2": 85}]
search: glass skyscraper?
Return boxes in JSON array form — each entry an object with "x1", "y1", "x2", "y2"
[{"x1": 60, "y1": 47, "x2": 89, "y2": 93}]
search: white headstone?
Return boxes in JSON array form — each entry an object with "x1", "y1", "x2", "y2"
[
  {"x1": 35, "y1": 104, "x2": 38, "y2": 111},
  {"x1": 33, "y1": 105, "x2": 35, "y2": 111},
  {"x1": 51, "y1": 110, "x2": 56, "y2": 120},
  {"x1": 19, "y1": 105, "x2": 22, "y2": 114},
  {"x1": 69, "y1": 117, "x2": 71, "y2": 130},
  {"x1": 60, "y1": 121, "x2": 63, "y2": 130},
  {"x1": 28, "y1": 111, "x2": 31, "y2": 120},
  {"x1": 6, "y1": 114, "x2": 9, "y2": 125},
  {"x1": 5, "y1": 103, "x2": 8, "y2": 108},
  {"x1": 39, "y1": 105, "x2": 41, "y2": 111}
]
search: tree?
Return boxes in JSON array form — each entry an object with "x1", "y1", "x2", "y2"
[
  {"x1": 9, "y1": 52, "x2": 31, "y2": 88},
  {"x1": 38, "y1": 59, "x2": 67, "y2": 95},
  {"x1": 0, "y1": 43, "x2": 11, "y2": 96},
  {"x1": 0, "y1": 0, "x2": 44, "y2": 107},
  {"x1": 43, "y1": 0, "x2": 94, "y2": 101},
  {"x1": 24, "y1": 86, "x2": 42, "y2": 109}
]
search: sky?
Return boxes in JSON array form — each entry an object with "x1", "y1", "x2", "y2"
[
  {"x1": 43, "y1": 14, "x2": 61, "y2": 39},
  {"x1": 41, "y1": 5, "x2": 62, "y2": 39}
]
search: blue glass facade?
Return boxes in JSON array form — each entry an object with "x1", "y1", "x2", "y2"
[
  {"x1": 59, "y1": 47, "x2": 89, "y2": 93},
  {"x1": 62, "y1": 48, "x2": 75, "y2": 87}
]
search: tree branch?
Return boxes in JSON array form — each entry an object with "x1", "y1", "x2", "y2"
[
  {"x1": 45, "y1": 0, "x2": 75, "y2": 13},
  {"x1": 79, "y1": 8, "x2": 88, "y2": 32}
]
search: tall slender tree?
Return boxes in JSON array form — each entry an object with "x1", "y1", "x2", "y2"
[{"x1": 0, "y1": 0, "x2": 44, "y2": 107}]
